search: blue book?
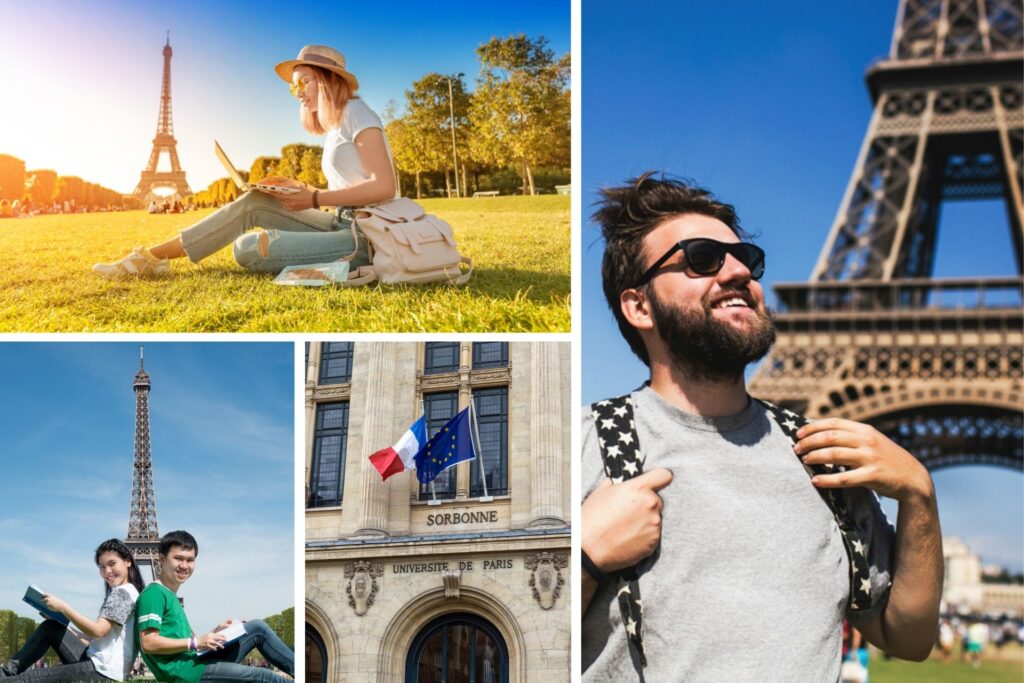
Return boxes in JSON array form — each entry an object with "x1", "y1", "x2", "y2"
[{"x1": 23, "y1": 585, "x2": 69, "y2": 626}]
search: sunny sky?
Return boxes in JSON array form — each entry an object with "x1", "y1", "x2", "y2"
[
  {"x1": 582, "y1": 1, "x2": 1023, "y2": 571},
  {"x1": 0, "y1": 342, "x2": 294, "y2": 632},
  {"x1": 0, "y1": 0, "x2": 569, "y2": 194}
]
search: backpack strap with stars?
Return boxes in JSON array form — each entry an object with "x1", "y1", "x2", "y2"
[
  {"x1": 756, "y1": 399, "x2": 876, "y2": 614},
  {"x1": 590, "y1": 394, "x2": 648, "y2": 669}
]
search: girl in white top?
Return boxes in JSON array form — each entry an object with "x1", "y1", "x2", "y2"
[
  {"x1": 93, "y1": 45, "x2": 397, "y2": 279},
  {"x1": 2, "y1": 539, "x2": 144, "y2": 682}
]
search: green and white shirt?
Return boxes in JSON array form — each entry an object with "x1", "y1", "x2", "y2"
[{"x1": 135, "y1": 582, "x2": 206, "y2": 683}]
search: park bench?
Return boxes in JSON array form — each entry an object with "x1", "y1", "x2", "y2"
[
  {"x1": 473, "y1": 190, "x2": 500, "y2": 197},
  {"x1": 555, "y1": 185, "x2": 571, "y2": 196}
]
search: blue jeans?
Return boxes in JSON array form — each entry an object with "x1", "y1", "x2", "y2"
[
  {"x1": 179, "y1": 192, "x2": 370, "y2": 274},
  {"x1": 199, "y1": 620, "x2": 293, "y2": 683},
  {"x1": 8, "y1": 660, "x2": 106, "y2": 682},
  {"x1": 5, "y1": 620, "x2": 92, "y2": 673}
]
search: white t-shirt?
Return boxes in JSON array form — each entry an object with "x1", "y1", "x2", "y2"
[
  {"x1": 86, "y1": 584, "x2": 139, "y2": 680},
  {"x1": 321, "y1": 99, "x2": 398, "y2": 197}
]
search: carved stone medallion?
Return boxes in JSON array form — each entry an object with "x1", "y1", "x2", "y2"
[
  {"x1": 345, "y1": 561, "x2": 383, "y2": 616},
  {"x1": 525, "y1": 552, "x2": 567, "y2": 610}
]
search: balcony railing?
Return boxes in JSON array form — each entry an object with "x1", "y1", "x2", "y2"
[{"x1": 773, "y1": 276, "x2": 1023, "y2": 315}]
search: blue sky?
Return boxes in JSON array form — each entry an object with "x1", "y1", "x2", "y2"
[
  {"x1": 582, "y1": 1, "x2": 1022, "y2": 570},
  {"x1": 0, "y1": 343, "x2": 294, "y2": 631},
  {"x1": 0, "y1": 0, "x2": 569, "y2": 193}
]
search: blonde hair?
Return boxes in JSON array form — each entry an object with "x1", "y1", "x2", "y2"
[{"x1": 300, "y1": 67, "x2": 356, "y2": 135}]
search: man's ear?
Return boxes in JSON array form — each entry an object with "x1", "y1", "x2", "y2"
[{"x1": 620, "y1": 287, "x2": 655, "y2": 331}]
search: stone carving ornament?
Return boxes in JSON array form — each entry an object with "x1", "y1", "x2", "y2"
[
  {"x1": 345, "y1": 561, "x2": 383, "y2": 616},
  {"x1": 525, "y1": 552, "x2": 567, "y2": 610}
]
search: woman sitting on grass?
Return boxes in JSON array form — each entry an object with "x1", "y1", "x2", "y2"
[
  {"x1": 93, "y1": 44, "x2": 396, "y2": 279},
  {"x1": 1, "y1": 539, "x2": 145, "y2": 682}
]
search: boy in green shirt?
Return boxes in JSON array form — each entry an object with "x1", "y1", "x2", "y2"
[{"x1": 136, "y1": 531, "x2": 293, "y2": 682}]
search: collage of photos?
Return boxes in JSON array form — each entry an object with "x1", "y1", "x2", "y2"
[{"x1": 1, "y1": 0, "x2": 1022, "y2": 682}]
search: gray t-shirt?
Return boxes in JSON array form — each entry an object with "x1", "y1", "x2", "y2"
[{"x1": 582, "y1": 386, "x2": 893, "y2": 682}]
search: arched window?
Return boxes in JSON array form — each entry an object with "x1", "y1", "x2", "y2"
[
  {"x1": 405, "y1": 613, "x2": 508, "y2": 683},
  {"x1": 305, "y1": 625, "x2": 327, "y2": 683}
]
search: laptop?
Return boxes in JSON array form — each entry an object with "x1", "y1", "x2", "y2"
[{"x1": 214, "y1": 141, "x2": 300, "y2": 195}]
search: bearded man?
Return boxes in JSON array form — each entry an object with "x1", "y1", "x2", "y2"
[{"x1": 581, "y1": 173, "x2": 942, "y2": 681}]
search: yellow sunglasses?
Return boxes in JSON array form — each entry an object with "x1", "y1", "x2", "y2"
[{"x1": 289, "y1": 78, "x2": 315, "y2": 98}]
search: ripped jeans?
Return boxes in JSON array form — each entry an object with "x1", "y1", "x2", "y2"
[{"x1": 179, "y1": 192, "x2": 370, "y2": 274}]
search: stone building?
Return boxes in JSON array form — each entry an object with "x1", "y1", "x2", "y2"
[
  {"x1": 304, "y1": 341, "x2": 571, "y2": 683},
  {"x1": 943, "y1": 537, "x2": 1024, "y2": 617}
]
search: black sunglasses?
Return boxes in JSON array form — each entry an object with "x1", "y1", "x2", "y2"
[{"x1": 635, "y1": 238, "x2": 766, "y2": 287}]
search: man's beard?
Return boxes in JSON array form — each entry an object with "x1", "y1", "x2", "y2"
[{"x1": 648, "y1": 286, "x2": 776, "y2": 384}]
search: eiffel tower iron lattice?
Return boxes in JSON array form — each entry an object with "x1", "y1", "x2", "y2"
[
  {"x1": 133, "y1": 33, "x2": 192, "y2": 202},
  {"x1": 126, "y1": 346, "x2": 162, "y2": 581},
  {"x1": 749, "y1": 0, "x2": 1023, "y2": 471}
]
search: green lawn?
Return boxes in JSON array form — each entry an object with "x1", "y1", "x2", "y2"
[
  {"x1": 0, "y1": 195, "x2": 569, "y2": 332},
  {"x1": 870, "y1": 647, "x2": 1024, "y2": 682}
]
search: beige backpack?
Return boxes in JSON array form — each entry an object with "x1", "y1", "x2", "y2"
[{"x1": 345, "y1": 198, "x2": 473, "y2": 286}]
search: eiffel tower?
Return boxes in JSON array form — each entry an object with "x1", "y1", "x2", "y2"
[
  {"x1": 133, "y1": 33, "x2": 192, "y2": 202},
  {"x1": 126, "y1": 346, "x2": 162, "y2": 581},
  {"x1": 750, "y1": 0, "x2": 1023, "y2": 471}
]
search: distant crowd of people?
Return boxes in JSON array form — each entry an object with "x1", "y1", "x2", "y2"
[
  {"x1": 0, "y1": 199, "x2": 135, "y2": 218},
  {"x1": 147, "y1": 198, "x2": 196, "y2": 214},
  {"x1": 838, "y1": 615, "x2": 1023, "y2": 682},
  {"x1": 937, "y1": 616, "x2": 1024, "y2": 667},
  {"x1": 0, "y1": 197, "x2": 203, "y2": 218}
]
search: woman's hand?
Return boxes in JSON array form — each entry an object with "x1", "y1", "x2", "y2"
[
  {"x1": 42, "y1": 594, "x2": 70, "y2": 615},
  {"x1": 275, "y1": 188, "x2": 317, "y2": 212},
  {"x1": 214, "y1": 619, "x2": 234, "y2": 632},
  {"x1": 196, "y1": 631, "x2": 227, "y2": 651}
]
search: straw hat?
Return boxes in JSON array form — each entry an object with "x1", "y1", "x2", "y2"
[{"x1": 274, "y1": 45, "x2": 359, "y2": 93}]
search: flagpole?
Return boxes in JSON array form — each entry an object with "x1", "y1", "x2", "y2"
[
  {"x1": 421, "y1": 395, "x2": 441, "y2": 505},
  {"x1": 471, "y1": 396, "x2": 491, "y2": 501}
]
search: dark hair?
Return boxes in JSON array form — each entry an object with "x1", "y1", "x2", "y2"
[
  {"x1": 95, "y1": 539, "x2": 146, "y2": 596},
  {"x1": 159, "y1": 530, "x2": 199, "y2": 557},
  {"x1": 592, "y1": 171, "x2": 748, "y2": 366}
]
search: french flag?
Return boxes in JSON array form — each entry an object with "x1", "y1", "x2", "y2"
[{"x1": 369, "y1": 415, "x2": 428, "y2": 480}]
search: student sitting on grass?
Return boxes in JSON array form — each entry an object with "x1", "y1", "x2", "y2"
[
  {"x1": 2, "y1": 539, "x2": 145, "y2": 682},
  {"x1": 93, "y1": 44, "x2": 396, "y2": 280},
  {"x1": 136, "y1": 530, "x2": 293, "y2": 683}
]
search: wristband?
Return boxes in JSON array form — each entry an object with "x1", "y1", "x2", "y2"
[
  {"x1": 189, "y1": 636, "x2": 197, "y2": 652},
  {"x1": 312, "y1": 190, "x2": 320, "y2": 210},
  {"x1": 581, "y1": 549, "x2": 608, "y2": 584}
]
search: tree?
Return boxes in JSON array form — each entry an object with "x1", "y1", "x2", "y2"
[
  {"x1": 249, "y1": 157, "x2": 280, "y2": 184},
  {"x1": 404, "y1": 73, "x2": 472, "y2": 197},
  {"x1": 386, "y1": 114, "x2": 432, "y2": 198},
  {"x1": 275, "y1": 144, "x2": 305, "y2": 180},
  {"x1": 298, "y1": 147, "x2": 326, "y2": 188},
  {"x1": 262, "y1": 607, "x2": 294, "y2": 649},
  {"x1": 25, "y1": 169, "x2": 58, "y2": 207},
  {"x1": 0, "y1": 611, "x2": 50, "y2": 664},
  {"x1": 0, "y1": 154, "x2": 26, "y2": 202},
  {"x1": 469, "y1": 35, "x2": 570, "y2": 195},
  {"x1": 56, "y1": 176, "x2": 84, "y2": 207}
]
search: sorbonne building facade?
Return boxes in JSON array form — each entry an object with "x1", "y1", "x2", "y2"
[{"x1": 304, "y1": 341, "x2": 570, "y2": 683}]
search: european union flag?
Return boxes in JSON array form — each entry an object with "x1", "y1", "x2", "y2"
[{"x1": 414, "y1": 408, "x2": 475, "y2": 484}]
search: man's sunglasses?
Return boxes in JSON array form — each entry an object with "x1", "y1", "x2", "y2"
[{"x1": 635, "y1": 238, "x2": 766, "y2": 287}]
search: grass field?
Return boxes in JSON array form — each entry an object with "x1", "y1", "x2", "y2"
[
  {"x1": 0, "y1": 196, "x2": 569, "y2": 332},
  {"x1": 871, "y1": 646, "x2": 1024, "y2": 682}
]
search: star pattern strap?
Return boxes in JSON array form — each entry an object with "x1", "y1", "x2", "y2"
[
  {"x1": 591, "y1": 395, "x2": 647, "y2": 668},
  {"x1": 757, "y1": 399, "x2": 875, "y2": 614}
]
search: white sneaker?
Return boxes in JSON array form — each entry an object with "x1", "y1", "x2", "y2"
[{"x1": 92, "y1": 247, "x2": 169, "y2": 279}]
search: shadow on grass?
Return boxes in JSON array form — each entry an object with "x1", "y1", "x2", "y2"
[{"x1": 183, "y1": 265, "x2": 570, "y2": 303}]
